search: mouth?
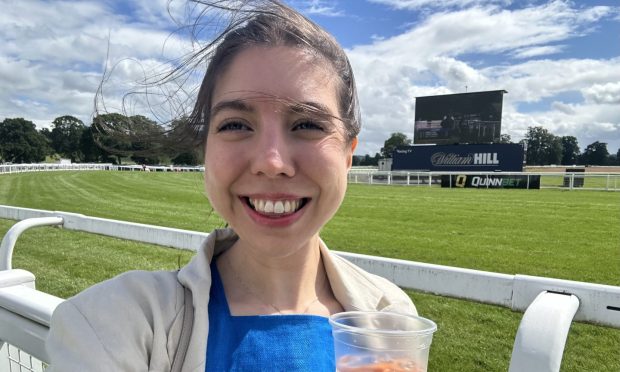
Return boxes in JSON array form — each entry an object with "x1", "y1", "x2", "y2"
[{"x1": 244, "y1": 197, "x2": 309, "y2": 216}]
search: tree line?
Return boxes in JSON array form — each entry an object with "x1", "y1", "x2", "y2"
[
  {"x1": 0, "y1": 115, "x2": 202, "y2": 165},
  {"x1": 366, "y1": 129, "x2": 620, "y2": 166},
  {"x1": 1, "y1": 115, "x2": 617, "y2": 167}
]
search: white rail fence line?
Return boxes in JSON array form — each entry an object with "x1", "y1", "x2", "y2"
[
  {"x1": 0, "y1": 164, "x2": 112, "y2": 174},
  {"x1": 0, "y1": 205, "x2": 619, "y2": 371},
  {"x1": 0, "y1": 164, "x2": 204, "y2": 174}
]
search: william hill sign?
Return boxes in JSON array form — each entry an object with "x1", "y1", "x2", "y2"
[{"x1": 393, "y1": 144, "x2": 524, "y2": 172}]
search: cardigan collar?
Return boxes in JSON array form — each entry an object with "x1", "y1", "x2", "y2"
[{"x1": 180, "y1": 228, "x2": 385, "y2": 311}]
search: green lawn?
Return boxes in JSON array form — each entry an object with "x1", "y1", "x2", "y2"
[{"x1": 0, "y1": 171, "x2": 619, "y2": 371}]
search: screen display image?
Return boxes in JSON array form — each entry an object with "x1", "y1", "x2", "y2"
[{"x1": 414, "y1": 90, "x2": 506, "y2": 145}]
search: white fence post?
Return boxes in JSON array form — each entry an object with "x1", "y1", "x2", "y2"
[
  {"x1": 0, "y1": 217, "x2": 64, "y2": 270},
  {"x1": 509, "y1": 291, "x2": 579, "y2": 372}
]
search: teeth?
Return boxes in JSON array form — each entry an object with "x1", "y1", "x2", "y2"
[{"x1": 249, "y1": 198, "x2": 303, "y2": 214}]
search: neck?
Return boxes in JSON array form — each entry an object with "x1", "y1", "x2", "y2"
[{"x1": 218, "y1": 235, "x2": 329, "y2": 315}]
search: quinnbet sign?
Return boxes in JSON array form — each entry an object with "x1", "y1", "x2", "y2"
[{"x1": 441, "y1": 174, "x2": 541, "y2": 189}]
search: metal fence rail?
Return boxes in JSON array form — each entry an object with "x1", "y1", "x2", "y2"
[
  {"x1": 347, "y1": 170, "x2": 620, "y2": 191},
  {"x1": 0, "y1": 164, "x2": 112, "y2": 174},
  {"x1": 0, "y1": 164, "x2": 204, "y2": 174},
  {"x1": 0, "y1": 205, "x2": 619, "y2": 371}
]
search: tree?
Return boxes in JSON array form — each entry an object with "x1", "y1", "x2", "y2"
[
  {"x1": 40, "y1": 127, "x2": 53, "y2": 143},
  {"x1": 0, "y1": 118, "x2": 49, "y2": 163},
  {"x1": 80, "y1": 125, "x2": 114, "y2": 163},
  {"x1": 172, "y1": 151, "x2": 201, "y2": 166},
  {"x1": 381, "y1": 132, "x2": 411, "y2": 158},
  {"x1": 560, "y1": 136, "x2": 580, "y2": 165},
  {"x1": 616, "y1": 148, "x2": 620, "y2": 165},
  {"x1": 91, "y1": 113, "x2": 133, "y2": 164},
  {"x1": 50, "y1": 115, "x2": 86, "y2": 162},
  {"x1": 357, "y1": 153, "x2": 380, "y2": 166},
  {"x1": 581, "y1": 141, "x2": 609, "y2": 166},
  {"x1": 523, "y1": 126, "x2": 562, "y2": 165},
  {"x1": 127, "y1": 115, "x2": 165, "y2": 164},
  {"x1": 498, "y1": 134, "x2": 512, "y2": 144}
]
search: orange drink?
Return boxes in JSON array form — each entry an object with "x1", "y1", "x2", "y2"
[{"x1": 330, "y1": 312, "x2": 437, "y2": 372}]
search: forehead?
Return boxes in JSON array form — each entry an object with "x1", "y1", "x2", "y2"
[{"x1": 211, "y1": 46, "x2": 339, "y2": 113}]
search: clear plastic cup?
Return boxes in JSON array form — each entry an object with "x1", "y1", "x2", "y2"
[{"x1": 329, "y1": 311, "x2": 437, "y2": 372}]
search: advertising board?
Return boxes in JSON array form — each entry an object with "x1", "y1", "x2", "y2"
[
  {"x1": 414, "y1": 90, "x2": 506, "y2": 145},
  {"x1": 440, "y1": 174, "x2": 541, "y2": 189},
  {"x1": 392, "y1": 143, "x2": 524, "y2": 172}
]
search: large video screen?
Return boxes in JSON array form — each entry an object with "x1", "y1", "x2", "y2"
[{"x1": 414, "y1": 90, "x2": 505, "y2": 145}]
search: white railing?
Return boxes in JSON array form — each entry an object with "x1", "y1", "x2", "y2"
[
  {"x1": 347, "y1": 170, "x2": 620, "y2": 191},
  {"x1": 0, "y1": 205, "x2": 619, "y2": 371},
  {"x1": 111, "y1": 165, "x2": 205, "y2": 172},
  {"x1": 0, "y1": 164, "x2": 112, "y2": 175},
  {"x1": 0, "y1": 164, "x2": 204, "y2": 174}
]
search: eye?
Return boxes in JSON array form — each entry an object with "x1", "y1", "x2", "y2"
[
  {"x1": 216, "y1": 120, "x2": 252, "y2": 133},
  {"x1": 292, "y1": 120, "x2": 325, "y2": 132}
]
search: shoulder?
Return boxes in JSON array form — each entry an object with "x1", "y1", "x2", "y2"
[
  {"x1": 68, "y1": 270, "x2": 183, "y2": 317},
  {"x1": 47, "y1": 270, "x2": 185, "y2": 370},
  {"x1": 327, "y1": 252, "x2": 417, "y2": 315}
]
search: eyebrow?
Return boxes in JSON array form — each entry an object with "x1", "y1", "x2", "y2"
[
  {"x1": 210, "y1": 98, "x2": 336, "y2": 120},
  {"x1": 210, "y1": 99, "x2": 255, "y2": 119},
  {"x1": 288, "y1": 101, "x2": 333, "y2": 116}
]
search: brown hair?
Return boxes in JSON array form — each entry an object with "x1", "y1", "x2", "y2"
[
  {"x1": 185, "y1": 0, "x2": 361, "y2": 145},
  {"x1": 94, "y1": 0, "x2": 360, "y2": 155}
]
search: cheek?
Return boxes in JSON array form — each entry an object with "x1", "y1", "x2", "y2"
[
  {"x1": 305, "y1": 141, "x2": 351, "y2": 188},
  {"x1": 203, "y1": 144, "x2": 230, "y2": 195}
]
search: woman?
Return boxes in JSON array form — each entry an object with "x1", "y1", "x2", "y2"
[{"x1": 46, "y1": 1, "x2": 417, "y2": 371}]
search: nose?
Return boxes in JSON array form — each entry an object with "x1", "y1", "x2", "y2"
[{"x1": 249, "y1": 130, "x2": 295, "y2": 178}]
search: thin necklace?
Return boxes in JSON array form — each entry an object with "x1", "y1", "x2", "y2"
[{"x1": 224, "y1": 255, "x2": 325, "y2": 315}]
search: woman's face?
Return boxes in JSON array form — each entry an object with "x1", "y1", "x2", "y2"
[{"x1": 204, "y1": 46, "x2": 355, "y2": 255}]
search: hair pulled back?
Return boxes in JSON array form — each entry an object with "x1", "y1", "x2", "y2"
[
  {"x1": 186, "y1": 0, "x2": 361, "y2": 146},
  {"x1": 94, "y1": 1, "x2": 360, "y2": 156}
]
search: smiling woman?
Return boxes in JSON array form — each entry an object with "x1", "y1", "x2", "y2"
[{"x1": 45, "y1": 1, "x2": 417, "y2": 372}]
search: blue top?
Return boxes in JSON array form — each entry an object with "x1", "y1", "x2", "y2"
[{"x1": 206, "y1": 260, "x2": 335, "y2": 371}]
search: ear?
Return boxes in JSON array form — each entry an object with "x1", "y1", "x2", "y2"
[
  {"x1": 346, "y1": 137, "x2": 358, "y2": 169},
  {"x1": 350, "y1": 137, "x2": 358, "y2": 153}
]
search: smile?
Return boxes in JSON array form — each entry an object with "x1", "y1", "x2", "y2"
[{"x1": 246, "y1": 197, "x2": 308, "y2": 215}]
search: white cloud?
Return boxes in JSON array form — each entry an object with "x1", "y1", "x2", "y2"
[
  {"x1": 582, "y1": 82, "x2": 620, "y2": 104},
  {"x1": 505, "y1": 103, "x2": 620, "y2": 151},
  {"x1": 346, "y1": 2, "x2": 620, "y2": 154},
  {"x1": 512, "y1": 45, "x2": 565, "y2": 59},
  {"x1": 1, "y1": 0, "x2": 619, "y2": 156},
  {"x1": 0, "y1": 0, "x2": 191, "y2": 130},
  {"x1": 485, "y1": 58, "x2": 620, "y2": 102},
  {"x1": 350, "y1": 2, "x2": 613, "y2": 61},
  {"x1": 368, "y1": 0, "x2": 510, "y2": 10},
  {"x1": 292, "y1": 0, "x2": 345, "y2": 17},
  {"x1": 551, "y1": 101, "x2": 576, "y2": 115}
]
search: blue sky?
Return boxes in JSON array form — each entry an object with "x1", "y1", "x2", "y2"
[{"x1": 1, "y1": 0, "x2": 619, "y2": 156}]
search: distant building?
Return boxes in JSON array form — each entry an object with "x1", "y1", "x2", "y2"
[{"x1": 378, "y1": 158, "x2": 392, "y2": 171}]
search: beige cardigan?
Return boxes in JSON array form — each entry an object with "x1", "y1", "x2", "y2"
[{"x1": 46, "y1": 229, "x2": 417, "y2": 372}]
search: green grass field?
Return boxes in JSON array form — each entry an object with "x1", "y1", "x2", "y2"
[{"x1": 0, "y1": 171, "x2": 619, "y2": 371}]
